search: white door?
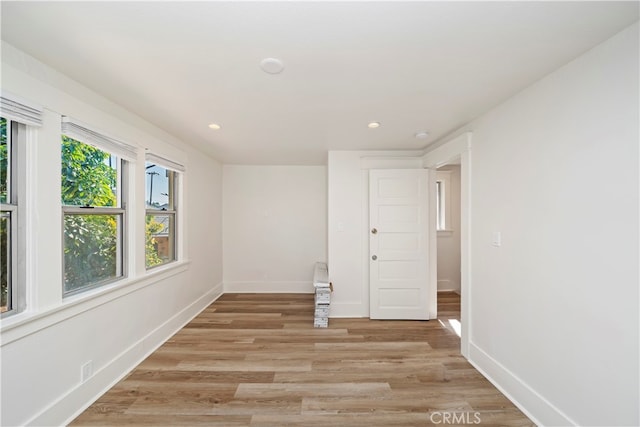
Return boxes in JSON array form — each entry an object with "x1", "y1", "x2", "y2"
[{"x1": 369, "y1": 169, "x2": 431, "y2": 320}]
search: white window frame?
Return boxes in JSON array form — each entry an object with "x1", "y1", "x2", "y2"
[
  {"x1": 144, "y1": 154, "x2": 183, "y2": 270},
  {"x1": 1, "y1": 119, "x2": 27, "y2": 316},
  {"x1": 61, "y1": 119, "x2": 136, "y2": 296},
  {"x1": 0, "y1": 93, "x2": 41, "y2": 317},
  {"x1": 436, "y1": 170, "x2": 453, "y2": 232}
]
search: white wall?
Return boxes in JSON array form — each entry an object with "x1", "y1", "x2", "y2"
[
  {"x1": 459, "y1": 23, "x2": 638, "y2": 426},
  {"x1": 0, "y1": 43, "x2": 224, "y2": 426},
  {"x1": 327, "y1": 152, "x2": 424, "y2": 317},
  {"x1": 223, "y1": 165, "x2": 327, "y2": 292},
  {"x1": 436, "y1": 166, "x2": 461, "y2": 292},
  {"x1": 2, "y1": 17, "x2": 637, "y2": 427}
]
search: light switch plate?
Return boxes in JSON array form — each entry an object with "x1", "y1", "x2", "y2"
[{"x1": 492, "y1": 232, "x2": 501, "y2": 247}]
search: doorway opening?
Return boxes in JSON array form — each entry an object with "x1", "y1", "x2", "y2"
[
  {"x1": 435, "y1": 160, "x2": 462, "y2": 336},
  {"x1": 423, "y1": 131, "x2": 471, "y2": 356}
]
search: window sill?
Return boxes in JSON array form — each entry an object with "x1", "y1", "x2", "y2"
[{"x1": 0, "y1": 259, "x2": 191, "y2": 346}]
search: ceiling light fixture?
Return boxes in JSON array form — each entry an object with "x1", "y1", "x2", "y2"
[
  {"x1": 368, "y1": 121, "x2": 381, "y2": 129},
  {"x1": 260, "y1": 58, "x2": 284, "y2": 74},
  {"x1": 208, "y1": 123, "x2": 221, "y2": 130},
  {"x1": 414, "y1": 131, "x2": 429, "y2": 139}
]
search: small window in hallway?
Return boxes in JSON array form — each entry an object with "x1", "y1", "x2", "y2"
[{"x1": 436, "y1": 180, "x2": 445, "y2": 230}]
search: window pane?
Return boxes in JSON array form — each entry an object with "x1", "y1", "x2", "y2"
[
  {"x1": 61, "y1": 136, "x2": 118, "y2": 207},
  {"x1": 1, "y1": 212, "x2": 10, "y2": 313},
  {"x1": 64, "y1": 214, "x2": 121, "y2": 294},
  {"x1": 436, "y1": 181, "x2": 443, "y2": 230},
  {"x1": 146, "y1": 214, "x2": 174, "y2": 268},
  {"x1": 145, "y1": 162, "x2": 172, "y2": 209},
  {"x1": 1, "y1": 117, "x2": 8, "y2": 204}
]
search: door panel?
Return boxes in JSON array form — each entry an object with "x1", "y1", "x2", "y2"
[
  {"x1": 378, "y1": 205, "x2": 420, "y2": 224},
  {"x1": 379, "y1": 288, "x2": 422, "y2": 308},
  {"x1": 369, "y1": 169, "x2": 429, "y2": 320},
  {"x1": 378, "y1": 233, "x2": 420, "y2": 251},
  {"x1": 378, "y1": 260, "x2": 420, "y2": 280},
  {"x1": 377, "y1": 177, "x2": 420, "y2": 198}
]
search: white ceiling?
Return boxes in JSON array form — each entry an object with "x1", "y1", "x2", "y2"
[{"x1": 1, "y1": 2, "x2": 638, "y2": 165}]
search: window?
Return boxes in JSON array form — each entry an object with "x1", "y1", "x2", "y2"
[
  {"x1": 61, "y1": 136, "x2": 126, "y2": 295},
  {"x1": 436, "y1": 179, "x2": 445, "y2": 231},
  {"x1": 61, "y1": 117, "x2": 137, "y2": 296},
  {"x1": 61, "y1": 117, "x2": 136, "y2": 296},
  {"x1": 1, "y1": 117, "x2": 17, "y2": 313},
  {"x1": 1, "y1": 93, "x2": 42, "y2": 315},
  {"x1": 436, "y1": 170, "x2": 452, "y2": 232},
  {"x1": 145, "y1": 161, "x2": 177, "y2": 268}
]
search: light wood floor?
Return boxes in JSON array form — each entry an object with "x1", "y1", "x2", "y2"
[{"x1": 71, "y1": 292, "x2": 534, "y2": 426}]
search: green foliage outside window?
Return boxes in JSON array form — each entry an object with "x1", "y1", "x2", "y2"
[
  {"x1": 61, "y1": 136, "x2": 117, "y2": 207},
  {"x1": 64, "y1": 214, "x2": 118, "y2": 291},
  {"x1": 145, "y1": 215, "x2": 164, "y2": 268},
  {"x1": 61, "y1": 136, "x2": 167, "y2": 292},
  {"x1": 62, "y1": 136, "x2": 118, "y2": 292}
]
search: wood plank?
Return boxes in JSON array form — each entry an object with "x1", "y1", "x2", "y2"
[
  {"x1": 249, "y1": 413, "x2": 431, "y2": 427},
  {"x1": 235, "y1": 383, "x2": 392, "y2": 399},
  {"x1": 70, "y1": 292, "x2": 533, "y2": 427},
  {"x1": 71, "y1": 414, "x2": 251, "y2": 426},
  {"x1": 301, "y1": 396, "x2": 474, "y2": 414}
]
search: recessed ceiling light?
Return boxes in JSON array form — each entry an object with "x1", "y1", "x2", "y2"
[
  {"x1": 414, "y1": 131, "x2": 429, "y2": 139},
  {"x1": 368, "y1": 122, "x2": 381, "y2": 129},
  {"x1": 260, "y1": 58, "x2": 284, "y2": 74},
  {"x1": 208, "y1": 123, "x2": 221, "y2": 130}
]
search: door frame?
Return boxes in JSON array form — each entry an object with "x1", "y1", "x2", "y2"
[
  {"x1": 422, "y1": 132, "x2": 472, "y2": 358},
  {"x1": 360, "y1": 156, "x2": 425, "y2": 319}
]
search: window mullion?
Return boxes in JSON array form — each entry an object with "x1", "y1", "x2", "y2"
[
  {"x1": 10, "y1": 206, "x2": 17, "y2": 312},
  {"x1": 146, "y1": 209, "x2": 176, "y2": 215},
  {"x1": 63, "y1": 206, "x2": 125, "y2": 215},
  {"x1": 116, "y1": 211, "x2": 123, "y2": 277}
]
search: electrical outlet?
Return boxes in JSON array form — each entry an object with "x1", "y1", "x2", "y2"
[{"x1": 81, "y1": 361, "x2": 93, "y2": 383}]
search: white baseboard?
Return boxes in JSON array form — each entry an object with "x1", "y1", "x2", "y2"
[
  {"x1": 437, "y1": 279, "x2": 460, "y2": 292},
  {"x1": 224, "y1": 281, "x2": 314, "y2": 293},
  {"x1": 29, "y1": 282, "x2": 224, "y2": 427},
  {"x1": 222, "y1": 284, "x2": 367, "y2": 317},
  {"x1": 468, "y1": 341, "x2": 575, "y2": 426},
  {"x1": 329, "y1": 302, "x2": 368, "y2": 318}
]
